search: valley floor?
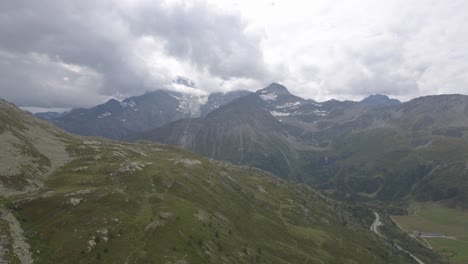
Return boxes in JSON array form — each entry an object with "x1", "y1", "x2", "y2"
[
  {"x1": 371, "y1": 211, "x2": 426, "y2": 264},
  {"x1": 391, "y1": 203, "x2": 468, "y2": 264}
]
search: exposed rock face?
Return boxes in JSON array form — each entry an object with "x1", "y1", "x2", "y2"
[{"x1": 1, "y1": 208, "x2": 33, "y2": 264}]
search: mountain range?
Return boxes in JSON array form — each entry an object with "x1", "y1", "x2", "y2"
[
  {"x1": 35, "y1": 83, "x2": 468, "y2": 209},
  {"x1": 131, "y1": 83, "x2": 468, "y2": 208},
  {"x1": 0, "y1": 98, "x2": 442, "y2": 263},
  {"x1": 37, "y1": 90, "x2": 250, "y2": 140}
]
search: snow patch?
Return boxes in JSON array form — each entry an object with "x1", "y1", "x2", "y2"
[
  {"x1": 276, "y1": 101, "x2": 301, "y2": 109},
  {"x1": 259, "y1": 92, "x2": 277, "y2": 101},
  {"x1": 270, "y1": 111, "x2": 290, "y2": 117},
  {"x1": 120, "y1": 100, "x2": 136, "y2": 108},
  {"x1": 97, "y1": 112, "x2": 111, "y2": 118},
  {"x1": 314, "y1": 110, "x2": 328, "y2": 116}
]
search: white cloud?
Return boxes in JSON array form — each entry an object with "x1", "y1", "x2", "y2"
[{"x1": 209, "y1": 0, "x2": 468, "y2": 101}]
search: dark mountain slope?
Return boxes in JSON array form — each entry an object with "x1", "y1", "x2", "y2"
[
  {"x1": 137, "y1": 94, "x2": 298, "y2": 178},
  {"x1": 200, "y1": 90, "x2": 251, "y2": 116},
  {"x1": 301, "y1": 94, "x2": 468, "y2": 205},
  {"x1": 38, "y1": 90, "x2": 250, "y2": 140}
]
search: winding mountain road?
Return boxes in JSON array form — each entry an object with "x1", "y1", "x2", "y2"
[
  {"x1": 370, "y1": 211, "x2": 383, "y2": 236},
  {"x1": 371, "y1": 211, "x2": 426, "y2": 264}
]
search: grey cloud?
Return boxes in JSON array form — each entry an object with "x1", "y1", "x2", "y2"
[
  {"x1": 0, "y1": 0, "x2": 267, "y2": 108},
  {"x1": 340, "y1": 36, "x2": 422, "y2": 98},
  {"x1": 0, "y1": 52, "x2": 108, "y2": 108},
  {"x1": 281, "y1": 0, "x2": 468, "y2": 102},
  {"x1": 0, "y1": 1, "x2": 143, "y2": 95},
  {"x1": 124, "y1": 1, "x2": 267, "y2": 80}
]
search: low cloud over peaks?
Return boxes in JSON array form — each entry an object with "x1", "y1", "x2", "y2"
[
  {"x1": 0, "y1": 0, "x2": 267, "y2": 108},
  {"x1": 1, "y1": 0, "x2": 468, "y2": 108}
]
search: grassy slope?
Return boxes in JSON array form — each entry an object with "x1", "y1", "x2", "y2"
[
  {"x1": 0, "y1": 99, "x2": 72, "y2": 195},
  {"x1": 8, "y1": 140, "x2": 410, "y2": 264},
  {"x1": 426, "y1": 237, "x2": 468, "y2": 264}
]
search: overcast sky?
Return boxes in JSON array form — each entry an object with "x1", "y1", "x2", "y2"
[{"x1": 1, "y1": 0, "x2": 467, "y2": 110}]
